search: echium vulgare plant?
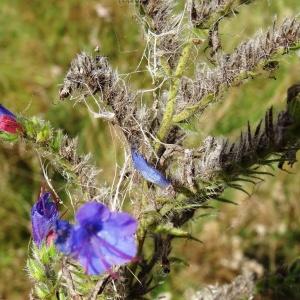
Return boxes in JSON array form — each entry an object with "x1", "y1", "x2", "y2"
[{"x1": 1, "y1": 1, "x2": 300, "y2": 299}]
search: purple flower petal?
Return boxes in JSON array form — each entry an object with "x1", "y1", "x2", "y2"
[
  {"x1": 131, "y1": 149, "x2": 171, "y2": 188},
  {"x1": 96, "y1": 234, "x2": 137, "y2": 266},
  {"x1": 76, "y1": 201, "x2": 110, "y2": 225},
  {"x1": 105, "y1": 212, "x2": 137, "y2": 236},
  {"x1": 31, "y1": 192, "x2": 59, "y2": 246},
  {"x1": 71, "y1": 227, "x2": 108, "y2": 275},
  {"x1": 76, "y1": 236, "x2": 108, "y2": 275},
  {"x1": 55, "y1": 202, "x2": 138, "y2": 275}
]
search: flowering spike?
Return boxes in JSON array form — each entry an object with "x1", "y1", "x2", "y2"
[
  {"x1": 31, "y1": 192, "x2": 59, "y2": 246},
  {"x1": 131, "y1": 149, "x2": 171, "y2": 188},
  {"x1": 0, "y1": 104, "x2": 22, "y2": 134},
  {"x1": 55, "y1": 201, "x2": 138, "y2": 275}
]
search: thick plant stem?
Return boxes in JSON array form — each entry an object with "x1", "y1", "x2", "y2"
[
  {"x1": 156, "y1": 78, "x2": 179, "y2": 143},
  {"x1": 155, "y1": 42, "x2": 193, "y2": 148},
  {"x1": 172, "y1": 94, "x2": 214, "y2": 123}
]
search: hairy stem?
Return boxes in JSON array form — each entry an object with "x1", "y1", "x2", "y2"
[
  {"x1": 173, "y1": 18, "x2": 300, "y2": 123},
  {"x1": 155, "y1": 42, "x2": 193, "y2": 146},
  {"x1": 19, "y1": 117, "x2": 99, "y2": 201}
]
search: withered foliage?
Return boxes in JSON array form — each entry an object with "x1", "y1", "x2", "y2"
[
  {"x1": 136, "y1": 0, "x2": 183, "y2": 67},
  {"x1": 176, "y1": 18, "x2": 300, "y2": 114},
  {"x1": 168, "y1": 85, "x2": 300, "y2": 190},
  {"x1": 190, "y1": 0, "x2": 254, "y2": 28},
  {"x1": 60, "y1": 52, "x2": 149, "y2": 146},
  {"x1": 197, "y1": 107, "x2": 295, "y2": 180},
  {"x1": 190, "y1": 273, "x2": 256, "y2": 300},
  {"x1": 58, "y1": 136, "x2": 99, "y2": 198}
]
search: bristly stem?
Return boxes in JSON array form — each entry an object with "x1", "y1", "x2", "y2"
[
  {"x1": 17, "y1": 116, "x2": 99, "y2": 201},
  {"x1": 191, "y1": 0, "x2": 249, "y2": 29},
  {"x1": 172, "y1": 93, "x2": 214, "y2": 123},
  {"x1": 155, "y1": 42, "x2": 193, "y2": 147},
  {"x1": 172, "y1": 19, "x2": 300, "y2": 123}
]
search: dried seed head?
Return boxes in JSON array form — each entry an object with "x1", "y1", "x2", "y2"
[
  {"x1": 136, "y1": 0, "x2": 183, "y2": 68},
  {"x1": 176, "y1": 18, "x2": 300, "y2": 115},
  {"x1": 60, "y1": 52, "x2": 151, "y2": 147},
  {"x1": 189, "y1": 0, "x2": 254, "y2": 29}
]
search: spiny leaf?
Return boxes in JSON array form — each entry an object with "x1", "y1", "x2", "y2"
[
  {"x1": 35, "y1": 283, "x2": 51, "y2": 299},
  {"x1": 27, "y1": 258, "x2": 46, "y2": 282},
  {"x1": 246, "y1": 169, "x2": 274, "y2": 177},
  {"x1": 227, "y1": 183, "x2": 251, "y2": 196},
  {"x1": 254, "y1": 120, "x2": 262, "y2": 138},
  {"x1": 230, "y1": 177, "x2": 257, "y2": 185},
  {"x1": 154, "y1": 224, "x2": 202, "y2": 243},
  {"x1": 169, "y1": 256, "x2": 189, "y2": 267},
  {"x1": 38, "y1": 244, "x2": 57, "y2": 265},
  {"x1": 51, "y1": 129, "x2": 63, "y2": 152},
  {"x1": 178, "y1": 121, "x2": 198, "y2": 133},
  {"x1": 0, "y1": 131, "x2": 19, "y2": 142},
  {"x1": 196, "y1": 212, "x2": 216, "y2": 218},
  {"x1": 246, "y1": 174, "x2": 265, "y2": 182},
  {"x1": 247, "y1": 121, "x2": 252, "y2": 147},
  {"x1": 214, "y1": 197, "x2": 238, "y2": 205}
]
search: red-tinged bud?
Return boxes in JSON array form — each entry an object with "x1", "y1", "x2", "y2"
[
  {"x1": 0, "y1": 115, "x2": 23, "y2": 134},
  {"x1": 46, "y1": 230, "x2": 57, "y2": 246}
]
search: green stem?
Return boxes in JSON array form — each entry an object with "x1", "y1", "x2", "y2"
[
  {"x1": 155, "y1": 42, "x2": 193, "y2": 148},
  {"x1": 172, "y1": 94, "x2": 214, "y2": 123}
]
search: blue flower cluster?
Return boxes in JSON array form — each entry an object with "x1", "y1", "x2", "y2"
[
  {"x1": 31, "y1": 193, "x2": 137, "y2": 275},
  {"x1": 21, "y1": 102, "x2": 171, "y2": 278}
]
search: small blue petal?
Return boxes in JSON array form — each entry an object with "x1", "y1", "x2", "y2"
[
  {"x1": 76, "y1": 201, "x2": 110, "y2": 225},
  {"x1": 131, "y1": 149, "x2": 171, "y2": 188},
  {"x1": 106, "y1": 212, "x2": 137, "y2": 236},
  {"x1": 0, "y1": 104, "x2": 16, "y2": 118}
]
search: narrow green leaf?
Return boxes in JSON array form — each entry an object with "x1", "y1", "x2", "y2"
[{"x1": 215, "y1": 197, "x2": 238, "y2": 205}]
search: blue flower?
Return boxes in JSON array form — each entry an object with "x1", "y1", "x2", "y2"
[
  {"x1": 131, "y1": 149, "x2": 171, "y2": 188},
  {"x1": 31, "y1": 192, "x2": 59, "y2": 246},
  {"x1": 55, "y1": 201, "x2": 137, "y2": 275}
]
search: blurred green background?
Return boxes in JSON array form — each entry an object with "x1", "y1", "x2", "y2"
[{"x1": 0, "y1": 0, "x2": 299, "y2": 299}]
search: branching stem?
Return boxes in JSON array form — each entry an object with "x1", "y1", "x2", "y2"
[{"x1": 155, "y1": 42, "x2": 193, "y2": 148}]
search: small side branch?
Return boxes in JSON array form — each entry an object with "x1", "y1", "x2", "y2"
[
  {"x1": 173, "y1": 18, "x2": 300, "y2": 123},
  {"x1": 156, "y1": 42, "x2": 193, "y2": 145}
]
